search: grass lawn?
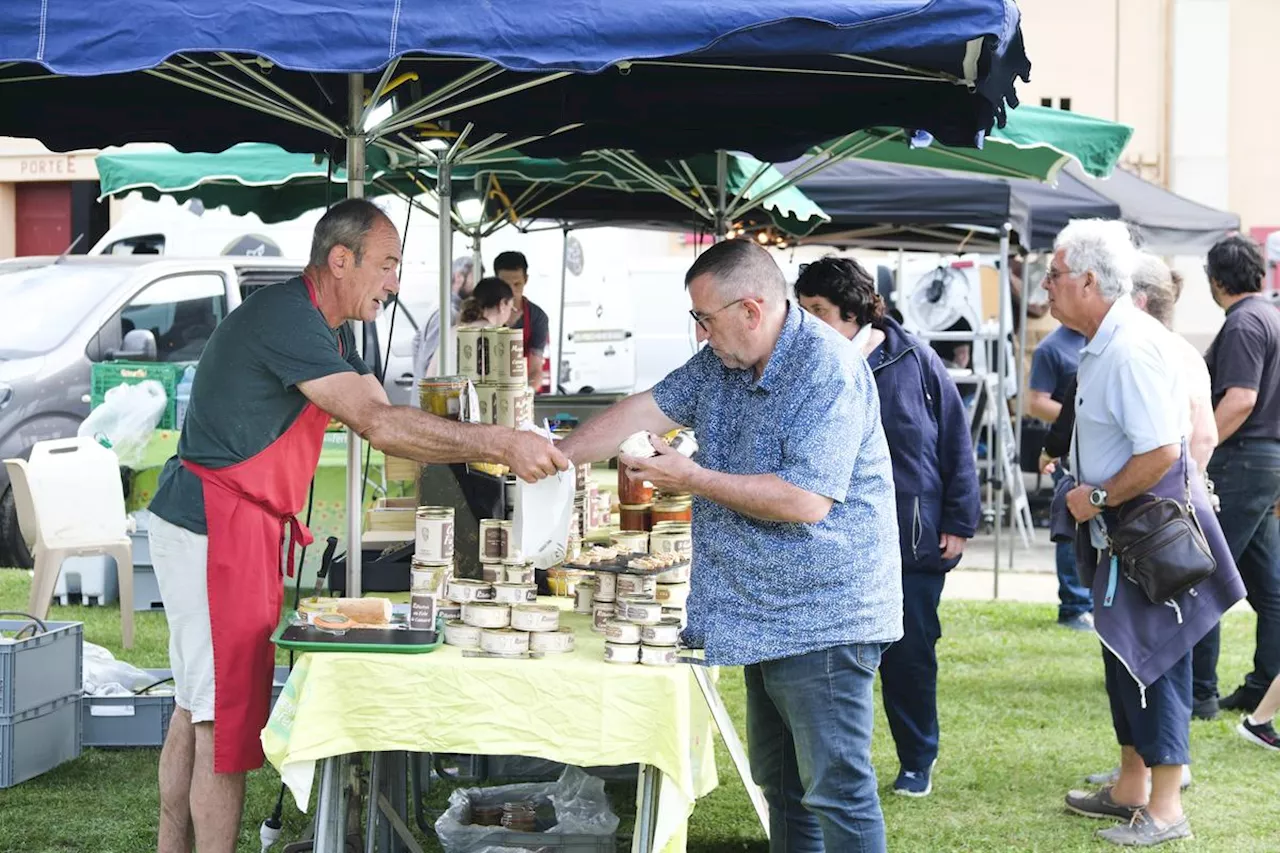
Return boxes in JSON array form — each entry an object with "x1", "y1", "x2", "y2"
[{"x1": 0, "y1": 567, "x2": 1275, "y2": 853}]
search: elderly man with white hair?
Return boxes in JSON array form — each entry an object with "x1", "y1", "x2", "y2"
[{"x1": 1044, "y1": 220, "x2": 1245, "y2": 847}]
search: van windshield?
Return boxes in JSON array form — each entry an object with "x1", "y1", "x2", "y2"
[{"x1": 0, "y1": 264, "x2": 134, "y2": 357}]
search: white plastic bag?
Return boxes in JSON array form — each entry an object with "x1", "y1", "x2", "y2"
[
  {"x1": 83, "y1": 641, "x2": 168, "y2": 696},
  {"x1": 509, "y1": 425, "x2": 575, "y2": 570},
  {"x1": 78, "y1": 379, "x2": 168, "y2": 467},
  {"x1": 434, "y1": 766, "x2": 619, "y2": 853}
]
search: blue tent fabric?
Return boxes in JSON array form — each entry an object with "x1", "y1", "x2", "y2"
[
  {"x1": 6, "y1": 1, "x2": 1022, "y2": 76},
  {"x1": 0, "y1": 1, "x2": 1031, "y2": 158}
]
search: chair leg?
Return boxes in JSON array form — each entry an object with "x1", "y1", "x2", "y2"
[
  {"x1": 27, "y1": 548, "x2": 65, "y2": 622},
  {"x1": 106, "y1": 543, "x2": 134, "y2": 650}
]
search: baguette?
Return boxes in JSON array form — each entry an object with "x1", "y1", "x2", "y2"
[{"x1": 332, "y1": 597, "x2": 393, "y2": 625}]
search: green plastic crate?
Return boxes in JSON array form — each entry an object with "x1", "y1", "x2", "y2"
[{"x1": 90, "y1": 361, "x2": 192, "y2": 430}]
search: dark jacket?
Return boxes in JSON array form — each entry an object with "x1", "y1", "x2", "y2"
[{"x1": 868, "y1": 317, "x2": 980, "y2": 573}]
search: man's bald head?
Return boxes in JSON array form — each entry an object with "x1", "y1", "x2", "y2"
[{"x1": 685, "y1": 239, "x2": 787, "y2": 306}]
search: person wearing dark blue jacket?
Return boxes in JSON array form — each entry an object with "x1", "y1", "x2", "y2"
[{"x1": 797, "y1": 256, "x2": 980, "y2": 798}]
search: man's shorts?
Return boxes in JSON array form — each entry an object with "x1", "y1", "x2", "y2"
[
  {"x1": 148, "y1": 514, "x2": 216, "y2": 722},
  {"x1": 1102, "y1": 646, "x2": 1192, "y2": 767}
]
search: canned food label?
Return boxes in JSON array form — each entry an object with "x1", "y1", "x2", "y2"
[
  {"x1": 415, "y1": 518, "x2": 454, "y2": 562},
  {"x1": 409, "y1": 593, "x2": 437, "y2": 630}
]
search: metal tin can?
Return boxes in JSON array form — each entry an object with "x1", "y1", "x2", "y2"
[
  {"x1": 650, "y1": 524, "x2": 692, "y2": 557},
  {"x1": 618, "y1": 431, "x2": 658, "y2": 459},
  {"x1": 529, "y1": 627, "x2": 575, "y2": 654},
  {"x1": 476, "y1": 382, "x2": 498, "y2": 424},
  {"x1": 616, "y1": 573, "x2": 657, "y2": 599},
  {"x1": 594, "y1": 571, "x2": 617, "y2": 602},
  {"x1": 591, "y1": 602, "x2": 616, "y2": 632},
  {"x1": 443, "y1": 620, "x2": 481, "y2": 649},
  {"x1": 504, "y1": 564, "x2": 536, "y2": 585},
  {"x1": 462, "y1": 601, "x2": 511, "y2": 629},
  {"x1": 652, "y1": 496, "x2": 693, "y2": 525},
  {"x1": 480, "y1": 564, "x2": 503, "y2": 583},
  {"x1": 511, "y1": 604, "x2": 560, "y2": 632},
  {"x1": 456, "y1": 327, "x2": 487, "y2": 381},
  {"x1": 609, "y1": 531, "x2": 649, "y2": 555},
  {"x1": 604, "y1": 641, "x2": 640, "y2": 664},
  {"x1": 654, "y1": 582, "x2": 690, "y2": 608},
  {"x1": 574, "y1": 580, "x2": 597, "y2": 613},
  {"x1": 640, "y1": 644, "x2": 679, "y2": 667},
  {"x1": 618, "y1": 597, "x2": 664, "y2": 625},
  {"x1": 662, "y1": 606, "x2": 688, "y2": 628},
  {"x1": 603, "y1": 619, "x2": 642, "y2": 644},
  {"x1": 479, "y1": 518, "x2": 507, "y2": 562},
  {"x1": 415, "y1": 507, "x2": 455, "y2": 562},
  {"x1": 574, "y1": 462, "x2": 591, "y2": 493},
  {"x1": 418, "y1": 376, "x2": 469, "y2": 420},
  {"x1": 409, "y1": 593, "x2": 438, "y2": 630},
  {"x1": 439, "y1": 602, "x2": 462, "y2": 622},
  {"x1": 619, "y1": 503, "x2": 653, "y2": 532},
  {"x1": 410, "y1": 560, "x2": 451, "y2": 597},
  {"x1": 640, "y1": 618, "x2": 682, "y2": 646},
  {"x1": 480, "y1": 627, "x2": 529, "y2": 655},
  {"x1": 492, "y1": 582, "x2": 538, "y2": 605},
  {"x1": 446, "y1": 578, "x2": 494, "y2": 603},
  {"x1": 496, "y1": 382, "x2": 526, "y2": 428},
  {"x1": 490, "y1": 328, "x2": 526, "y2": 382}
]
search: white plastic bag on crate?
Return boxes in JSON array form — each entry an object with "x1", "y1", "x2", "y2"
[
  {"x1": 510, "y1": 423, "x2": 575, "y2": 570},
  {"x1": 78, "y1": 379, "x2": 168, "y2": 467},
  {"x1": 83, "y1": 641, "x2": 168, "y2": 697},
  {"x1": 434, "y1": 766, "x2": 619, "y2": 853}
]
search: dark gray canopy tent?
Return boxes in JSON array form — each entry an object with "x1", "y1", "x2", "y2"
[{"x1": 789, "y1": 160, "x2": 1238, "y2": 254}]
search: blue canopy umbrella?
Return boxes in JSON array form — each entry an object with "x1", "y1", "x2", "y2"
[{"x1": 0, "y1": 0, "x2": 1033, "y2": 606}]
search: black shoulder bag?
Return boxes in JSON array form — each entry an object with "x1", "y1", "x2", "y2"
[{"x1": 1093, "y1": 442, "x2": 1217, "y2": 603}]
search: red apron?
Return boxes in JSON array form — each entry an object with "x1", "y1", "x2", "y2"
[{"x1": 181, "y1": 276, "x2": 333, "y2": 773}]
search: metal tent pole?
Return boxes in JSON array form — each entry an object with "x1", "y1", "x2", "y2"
[
  {"x1": 437, "y1": 159, "x2": 454, "y2": 375},
  {"x1": 555, "y1": 227, "x2": 570, "y2": 395},
  {"x1": 993, "y1": 223, "x2": 1011, "y2": 599},
  {"x1": 346, "y1": 72, "x2": 366, "y2": 599},
  {"x1": 714, "y1": 149, "x2": 728, "y2": 241},
  {"x1": 1013, "y1": 250, "x2": 1030, "y2": 570}
]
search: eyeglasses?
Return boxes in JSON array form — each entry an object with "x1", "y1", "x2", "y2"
[
  {"x1": 689, "y1": 298, "x2": 748, "y2": 330},
  {"x1": 1043, "y1": 266, "x2": 1072, "y2": 286}
]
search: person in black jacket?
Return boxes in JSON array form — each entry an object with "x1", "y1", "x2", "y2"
[{"x1": 796, "y1": 256, "x2": 980, "y2": 798}]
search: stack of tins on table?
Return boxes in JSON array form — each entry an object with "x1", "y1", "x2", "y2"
[
  {"x1": 617, "y1": 430, "x2": 697, "y2": 531},
  {"x1": 456, "y1": 325, "x2": 534, "y2": 428}
]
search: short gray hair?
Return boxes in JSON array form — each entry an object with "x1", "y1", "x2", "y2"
[
  {"x1": 309, "y1": 198, "x2": 392, "y2": 268},
  {"x1": 1054, "y1": 219, "x2": 1136, "y2": 301},
  {"x1": 1131, "y1": 252, "x2": 1177, "y2": 328},
  {"x1": 684, "y1": 239, "x2": 786, "y2": 302}
]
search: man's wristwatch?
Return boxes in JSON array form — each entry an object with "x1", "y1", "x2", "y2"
[{"x1": 1088, "y1": 487, "x2": 1109, "y2": 508}]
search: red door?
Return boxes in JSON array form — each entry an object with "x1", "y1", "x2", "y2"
[{"x1": 16, "y1": 182, "x2": 72, "y2": 256}]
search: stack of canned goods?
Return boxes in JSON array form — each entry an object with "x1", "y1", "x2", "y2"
[
  {"x1": 599, "y1": 585, "x2": 682, "y2": 667},
  {"x1": 411, "y1": 506, "x2": 456, "y2": 630},
  {"x1": 617, "y1": 429, "x2": 697, "y2": 532},
  {"x1": 442, "y1": 577, "x2": 575, "y2": 656},
  {"x1": 458, "y1": 326, "x2": 534, "y2": 428}
]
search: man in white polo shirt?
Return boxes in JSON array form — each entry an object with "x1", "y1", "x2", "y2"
[{"x1": 1044, "y1": 219, "x2": 1245, "y2": 848}]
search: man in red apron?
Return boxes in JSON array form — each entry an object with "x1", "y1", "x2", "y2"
[
  {"x1": 494, "y1": 251, "x2": 551, "y2": 392},
  {"x1": 147, "y1": 199, "x2": 567, "y2": 853}
]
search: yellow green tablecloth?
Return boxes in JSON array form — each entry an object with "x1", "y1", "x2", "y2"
[{"x1": 262, "y1": 608, "x2": 718, "y2": 852}]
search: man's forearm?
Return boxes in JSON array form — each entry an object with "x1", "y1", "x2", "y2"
[
  {"x1": 1214, "y1": 388, "x2": 1257, "y2": 443},
  {"x1": 1027, "y1": 392, "x2": 1062, "y2": 423},
  {"x1": 689, "y1": 468, "x2": 832, "y2": 524},
  {"x1": 1100, "y1": 444, "x2": 1179, "y2": 505},
  {"x1": 558, "y1": 392, "x2": 680, "y2": 465},
  {"x1": 363, "y1": 406, "x2": 510, "y2": 466}
]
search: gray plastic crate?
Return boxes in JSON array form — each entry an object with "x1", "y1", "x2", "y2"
[
  {"x1": 0, "y1": 619, "x2": 83, "y2": 717},
  {"x1": 81, "y1": 669, "x2": 175, "y2": 748},
  {"x1": 132, "y1": 566, "x2": 165, "y2": 612},
  {"x1": 0, "y1": 694, "x2": 82, "y2": 788}
]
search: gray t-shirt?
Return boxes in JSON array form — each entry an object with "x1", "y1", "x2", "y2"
[{"x1": 149, "y1": 277, "x2": 369, "y2": 534}]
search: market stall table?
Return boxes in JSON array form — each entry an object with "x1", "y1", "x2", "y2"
[{"x1": 263, "y1": 607, "x2": 719, "y2": 852}]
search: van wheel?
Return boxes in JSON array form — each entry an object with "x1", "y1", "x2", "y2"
[{"x1": 0, "y1": 486, "x2": 31, "y2": 569}]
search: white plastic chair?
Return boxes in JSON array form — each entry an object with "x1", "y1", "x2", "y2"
[{"x1": 4, "y1": 437, "x2": 134, "y2": 648}]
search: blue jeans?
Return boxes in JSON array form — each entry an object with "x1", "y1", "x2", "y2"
[
  {"x1": 1192, "y1": 439, "x2": 1280, "y2": 701},
  {"x1": 745, "y1": 643, "x2": 887, "y2": 853},
  {"x1": 881, "y1": 572, "x2": 945, "y2": 771},
  {"x1": 1053, "y1": 468, "x2": 1093, "y2": 621}
]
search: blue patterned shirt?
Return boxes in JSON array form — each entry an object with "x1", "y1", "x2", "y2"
[{"x1": 652, "y1": 304, "x2": 903, "y2": 666}]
